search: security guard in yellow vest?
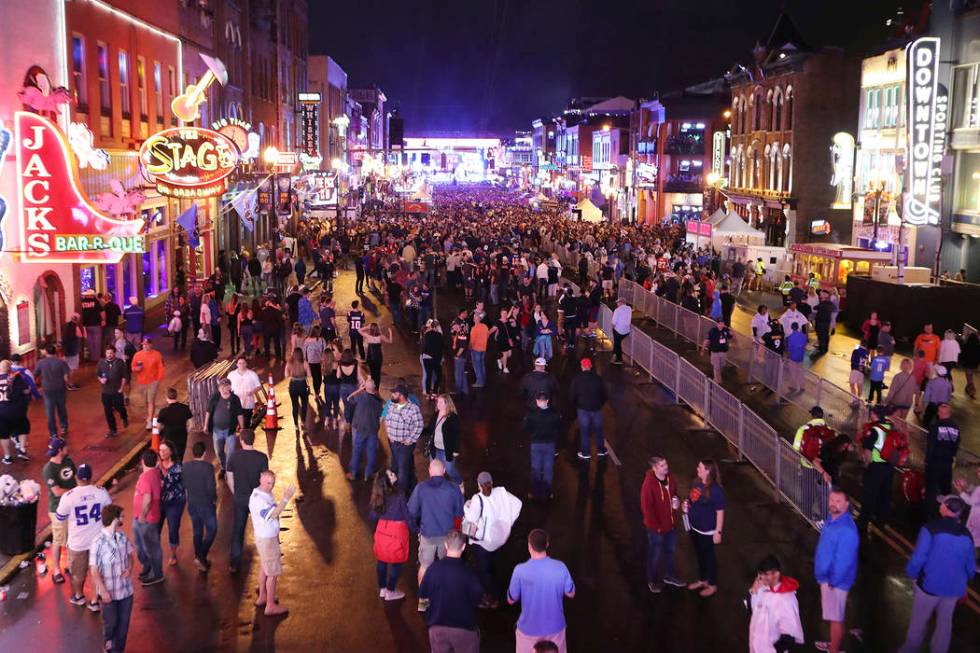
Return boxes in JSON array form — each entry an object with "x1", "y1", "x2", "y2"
[{"x1": 857, "y1": 405, "x2": 895, "y2": 535}]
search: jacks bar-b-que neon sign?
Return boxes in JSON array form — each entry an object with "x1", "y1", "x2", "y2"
[{"x1": 13, "y1": 112, "x2": 144, "y2": 263}]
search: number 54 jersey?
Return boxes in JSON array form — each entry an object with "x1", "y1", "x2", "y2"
[{"x1": 56, "y1": 485, "x2": 112, "y2": 552}]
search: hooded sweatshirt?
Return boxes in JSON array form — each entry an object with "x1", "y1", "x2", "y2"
[
  {"x1": 640, "y1": 471, "x2": 678, "y2": 534},
  {"x1": 748, "y1": 577, "x2": 805, "y2": 653}
]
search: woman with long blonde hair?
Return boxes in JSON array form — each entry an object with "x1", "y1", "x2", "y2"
[{"x1": 426, "y1": 394, "x2": 462, "y2": 487}]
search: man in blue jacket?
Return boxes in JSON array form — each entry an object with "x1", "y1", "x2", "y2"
[
  {"x1": 898, "y1": 496, "x2": 975, "y2": 653},
  {"x1": 408, "y1": 458, "x2": 464, "y2": 613},
  {"x1": 813, "y1": 488, "x2": 859, "y2": 653}
]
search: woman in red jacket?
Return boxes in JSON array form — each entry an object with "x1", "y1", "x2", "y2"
[{"x1": 640, "y1": 456, "x2": 684, "y2": 593}]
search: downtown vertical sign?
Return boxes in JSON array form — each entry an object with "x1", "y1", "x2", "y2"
[{"x1": 904, "y1": 37, "x2": 947, "y2": 226}]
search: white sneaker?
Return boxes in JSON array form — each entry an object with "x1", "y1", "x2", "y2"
[
  {"x1": 379, "y1": 588, "x2": 386, "y2": 598},
  {"x1": 385, "y1": 589, "x2": 405, "y2": 601}
]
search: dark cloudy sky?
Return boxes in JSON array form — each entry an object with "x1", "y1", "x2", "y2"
[{"x1": 311, "y1": 0, "x2": 911, "y2": 136}]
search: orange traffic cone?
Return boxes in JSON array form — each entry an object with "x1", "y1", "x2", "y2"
[
  {"x1": 150, "y1": 417, "x2": 160, "y2": 452},
  {"x1": 264, "y1": 374, "x2": 280, "y2": 432}
]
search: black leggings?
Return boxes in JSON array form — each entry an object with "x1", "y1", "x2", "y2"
[
  {"x1": 228, "y1": 322, "x2": 239, "y2": 354},
  {"x1": 423, "y1": 357, "x2": 441, "y2": 394},
  {"x1": 288, "y1": 379, "x2": 309, "y2": 427},
  {"x1": 690, "y1": 532, "x2": 717, "y2": 585},
  {"x1": 309, "y1": 363, "x2": 322, "y2": 399},
  {"x1": 367, "y1": 356, "x2": 382, "y2": 389}
]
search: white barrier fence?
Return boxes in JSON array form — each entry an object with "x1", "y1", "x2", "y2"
[{"x1": 594, "y1": 302, "x2": 827, "y2": 527}]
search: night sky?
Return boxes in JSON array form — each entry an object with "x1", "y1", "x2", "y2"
[{"x1": 311, "y1": 0, "x2": 911, "y2": 136}]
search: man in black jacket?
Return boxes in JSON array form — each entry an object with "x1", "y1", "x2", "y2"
[
  {"x1": 524, "y1": 393, "x2": 562, "y2": 500},
  {"x1": 519, "y1": 358, "x2": 559, "y2": 409},
  {"x1": 569, "y1": 358, "x2": 607, "y2": 459}
]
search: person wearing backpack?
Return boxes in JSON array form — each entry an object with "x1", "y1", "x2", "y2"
[
  {"x1": 370, "y1": 470, "x2": 410, "y2": 601},
  {"x1": 462, "y1": 471, "x2": 523, "y2": 609},
  {"x1": 857, "y1": 405, "x2": 905, "y2": 536},
  {"x1": 792, "y1": 406, "x2": 835, "y2": 522}
]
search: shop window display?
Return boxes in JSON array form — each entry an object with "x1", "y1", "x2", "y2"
[
  {"x1": 143, "y1": 250, "x2": 154, "y2": 297},
  {"x1": 80, "y1": 267, "x2": 96, "y2": 294}
]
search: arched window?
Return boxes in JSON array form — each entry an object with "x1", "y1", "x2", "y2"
[
  {"x1": 772, "y1": 88, "x2": 783, "y2": 131},
  {"x1": 731, "y1": 98, "x2": 740, "y2": 135},
  {"x1": 784, "y1": 87, "x2": 794, "y2": 131},
  {"x1": 776, "y1": 145, "x2": 784, "y2": 191},
  {"x1": 746, "y1": 147, "x2": 755, "y2": 188},
  {"x1": 740, "y1": 95, "x2": 748, "y2": 133},
  {"x1": 765, "y1": 144, "x2": 775, "y2": 190},
  {"x1": 782, "y1": 144, "x2": 792, "y2": 192},
  {"x1": 753, "y1": 89, "x2": 765, "y2": 130}
]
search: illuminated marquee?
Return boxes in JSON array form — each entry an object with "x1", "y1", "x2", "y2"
[
  {"x1": 139, "y1": 126, "x2": 239, "y2": 198},
  {"x1": 904, "y1": 37, "x2": 947, "y2": 226},
  {"x1": 13, "y1": 112, "x2": 145, "y2": 263}
]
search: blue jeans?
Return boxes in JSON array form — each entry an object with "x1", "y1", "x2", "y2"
[
  {"x1": 530, "y1": 442, "x2": 556, "y2": 498},
  {"x1": 340, "y1": 383, "x2": 357, "y2": 421},
  {"x1": 577, "y1": 409, "x2": 605, "y2": 455},
  {"x1": 389, "y1": 440, "x2": 417, "y2": 494},
  {"x1": 453, "y1": 356, "x2": 469, "y2": 394},
  {"x1": 645, "y1": 529, "x2": 677, "y2": 583},
  {"x1": 212, "y1": 428, "x2": 236, "y2": 472},
  {"x1": 187, "y1": 502, "x2": 217, "y2": 562},
  {"x1": 43, "y1": 391, "x2": 68, "y2": 437},
  {"x1": 158, "y1": 498, "x2": 186, "y2": 548},
  {"x1": 433, "y1": 448, "x2": 461, "y2": 485},
  {"x1": 533, "y1": 336, "x2": 553, "y2": 361},
  {"x1": 132, "y1": 519, "x2": 162, "y2": 579},
  {"x1": 102, "y1": 594, "x2": 134, "y2": 652},
  {"x1": 324, "y1": 383, "x2": 341, "y2": 418},
  {"x1": 350, "y1": 430, "x2": 378, "y2": 478},
  {"x1": 471, "y1": 350, "x2": 486, "y2": 386},
  {"x1": 376, "y1": 561, "x2": 402, "y2": 591},
  {"x1": 229, "y1": 502, "x2": 249, "y2": 568}
]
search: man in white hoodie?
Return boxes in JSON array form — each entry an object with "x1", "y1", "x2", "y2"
[
  {"x1": 463, "y1": 471, "x2": 522, "y2": 609},
  {"x1": 748, "y1": 555, "x2": 805, "y2": 653}
]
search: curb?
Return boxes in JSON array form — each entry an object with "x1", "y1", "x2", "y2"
[{"x1": 0, "y1": 437, "x2": 149, "y2": 586}]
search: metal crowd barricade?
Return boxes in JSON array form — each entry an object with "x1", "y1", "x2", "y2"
[
  {"x1": 186, "y1": 358, "x2": 237, "y2": 428},
  {"x1": 630, "y1": 329, "x2": 653, "y2": 374},
  {"x1": 740, "y1": 410, "x2": 779, "y2": 485},
  {"x1": 706, "y1": 382, "x2": 741, "y2": 443},
  {"x1": 651, "y1": 339, "x2": 680, "y2": 398},
  {"x1": 677, "y1": 308, "x2": 702, "y2": 346},
  {"x1": 676, "y1": 358, "x2": 708, "y2": 415},
  {"x1": 776, "y1": 440, "x2": 830, "y2": 523}
]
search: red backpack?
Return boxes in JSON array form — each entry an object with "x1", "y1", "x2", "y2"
[
  {"x1": 800, "y1": 422, "x2": 836, "y2": 461},
  {"x1": 879, "y1": 423, "x2": 910, "y2": 467}
]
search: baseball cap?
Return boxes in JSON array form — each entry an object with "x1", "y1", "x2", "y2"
[
  {"x1": 534, "y1": 357, "x2": 547, "y2": 367},
  {"x1": 76, "y1": 464, "x2": 93, "y2": 481},
  {"x1": 47, "y1": 437, "x2": 67, "y2": 457},
  {"x1": 392, "y1": 383, "x2": 410, "y2": 396},
  {"x1": 477, "y1": 471, "x2": 493, "y2": 485},
  {"x1": 937, "y1": 495, "x2": 967, "y2": 518},
  {"x1": 580, "y1": 358, "x2": 593, "y2": 370}
]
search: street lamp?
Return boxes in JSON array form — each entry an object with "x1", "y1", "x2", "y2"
[{"x1": 263, "y1": 146, "x2": 280, "y2": 167}]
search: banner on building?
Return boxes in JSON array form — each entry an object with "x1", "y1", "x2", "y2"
[
  {"x1": 904, "y1": 37, "x2": 947, "y2": 226},
  {"x1": 298, "y1": 92, "x2": 321, "y2": 162}
]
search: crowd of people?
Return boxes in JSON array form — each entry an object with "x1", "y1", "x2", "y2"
[{"x1": 8, "y1": 183, "x2": 979, "y2": 653}]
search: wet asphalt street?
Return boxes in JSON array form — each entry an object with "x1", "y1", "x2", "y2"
[{"x1": 0, "y1": 267, "x2": 977, "y2": 652}]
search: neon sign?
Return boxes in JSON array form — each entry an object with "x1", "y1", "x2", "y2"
[
  {"x1": 830, "y1": 132, "x2": 855, "y2": 209},
  {"x1": 139, "y1": 126, "x2": 239, "y2": 198},
  {"x1": 904, "y1": 37, "x2": 947, "y2": 226},
  {"x1": 12, "y1": 112, "x2": 145, "y2": 263},
  {"x1": 211, "y1": 117, "x2": 258, "y2": 160}
]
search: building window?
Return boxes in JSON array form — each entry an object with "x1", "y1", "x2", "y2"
[
  {"x1": 784, "y1": 88, "x2": 794, "y2": 131},
  {"x1": 79, "y1": 267, "x2": 96, "y2": 294},
  {"x1": 105, "y1": 264, "x2": 118, "y2": 303},
  {"x1": 97, "y1": 42, "x2": 110, "y2": 116},
  {"x1": 72, "y1": 35, "x2": 87, "y2": 109},
  {"x1": 782, "y1": 145, "x2": 792, "y2": 193},
  {"x1": 136, "y1": 56, "x2": 147, "y2": 119},
  {"x1": 168, "y1": 66, "x2": 177, "y2": 125},
  {"x1": 122, "y1": 256, "x2": 135, "y2": 303},
  {"x1": 772, "y1": 89, "x2": 782, "y2": 131},
  {"x1": 142, "y1": 249, "x2": 154, "y2": 297},
  {"x1": 153, "y1": 61, "x2": 162, "y2": 119},
  {"x1": 952, "y1": 64, "x2": 980, "y2": 129},
  {"x1": 954, "y1": 151, "x2": 980, "y2": 213},
  {"x1": 118, "y1": 50, "x2": 131, "y2": 117},
  {"x1": 864, "y1": 88, "x2": 880, "y2": 129}
]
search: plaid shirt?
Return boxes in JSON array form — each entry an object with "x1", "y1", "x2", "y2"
[
  {"x1": 384, "y1": 400, "x2": 424, "y2": 445},
  {"x1": 89, "y1": 528, "x2": 135, "y2": 601}
]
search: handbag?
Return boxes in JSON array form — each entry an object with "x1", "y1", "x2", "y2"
[
  {"x1": 461, "y1": 494, "x2": 485, "y2": 540},
  {"x1": 373, "y1": 519, "x2": 409, "y2": 563}
]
